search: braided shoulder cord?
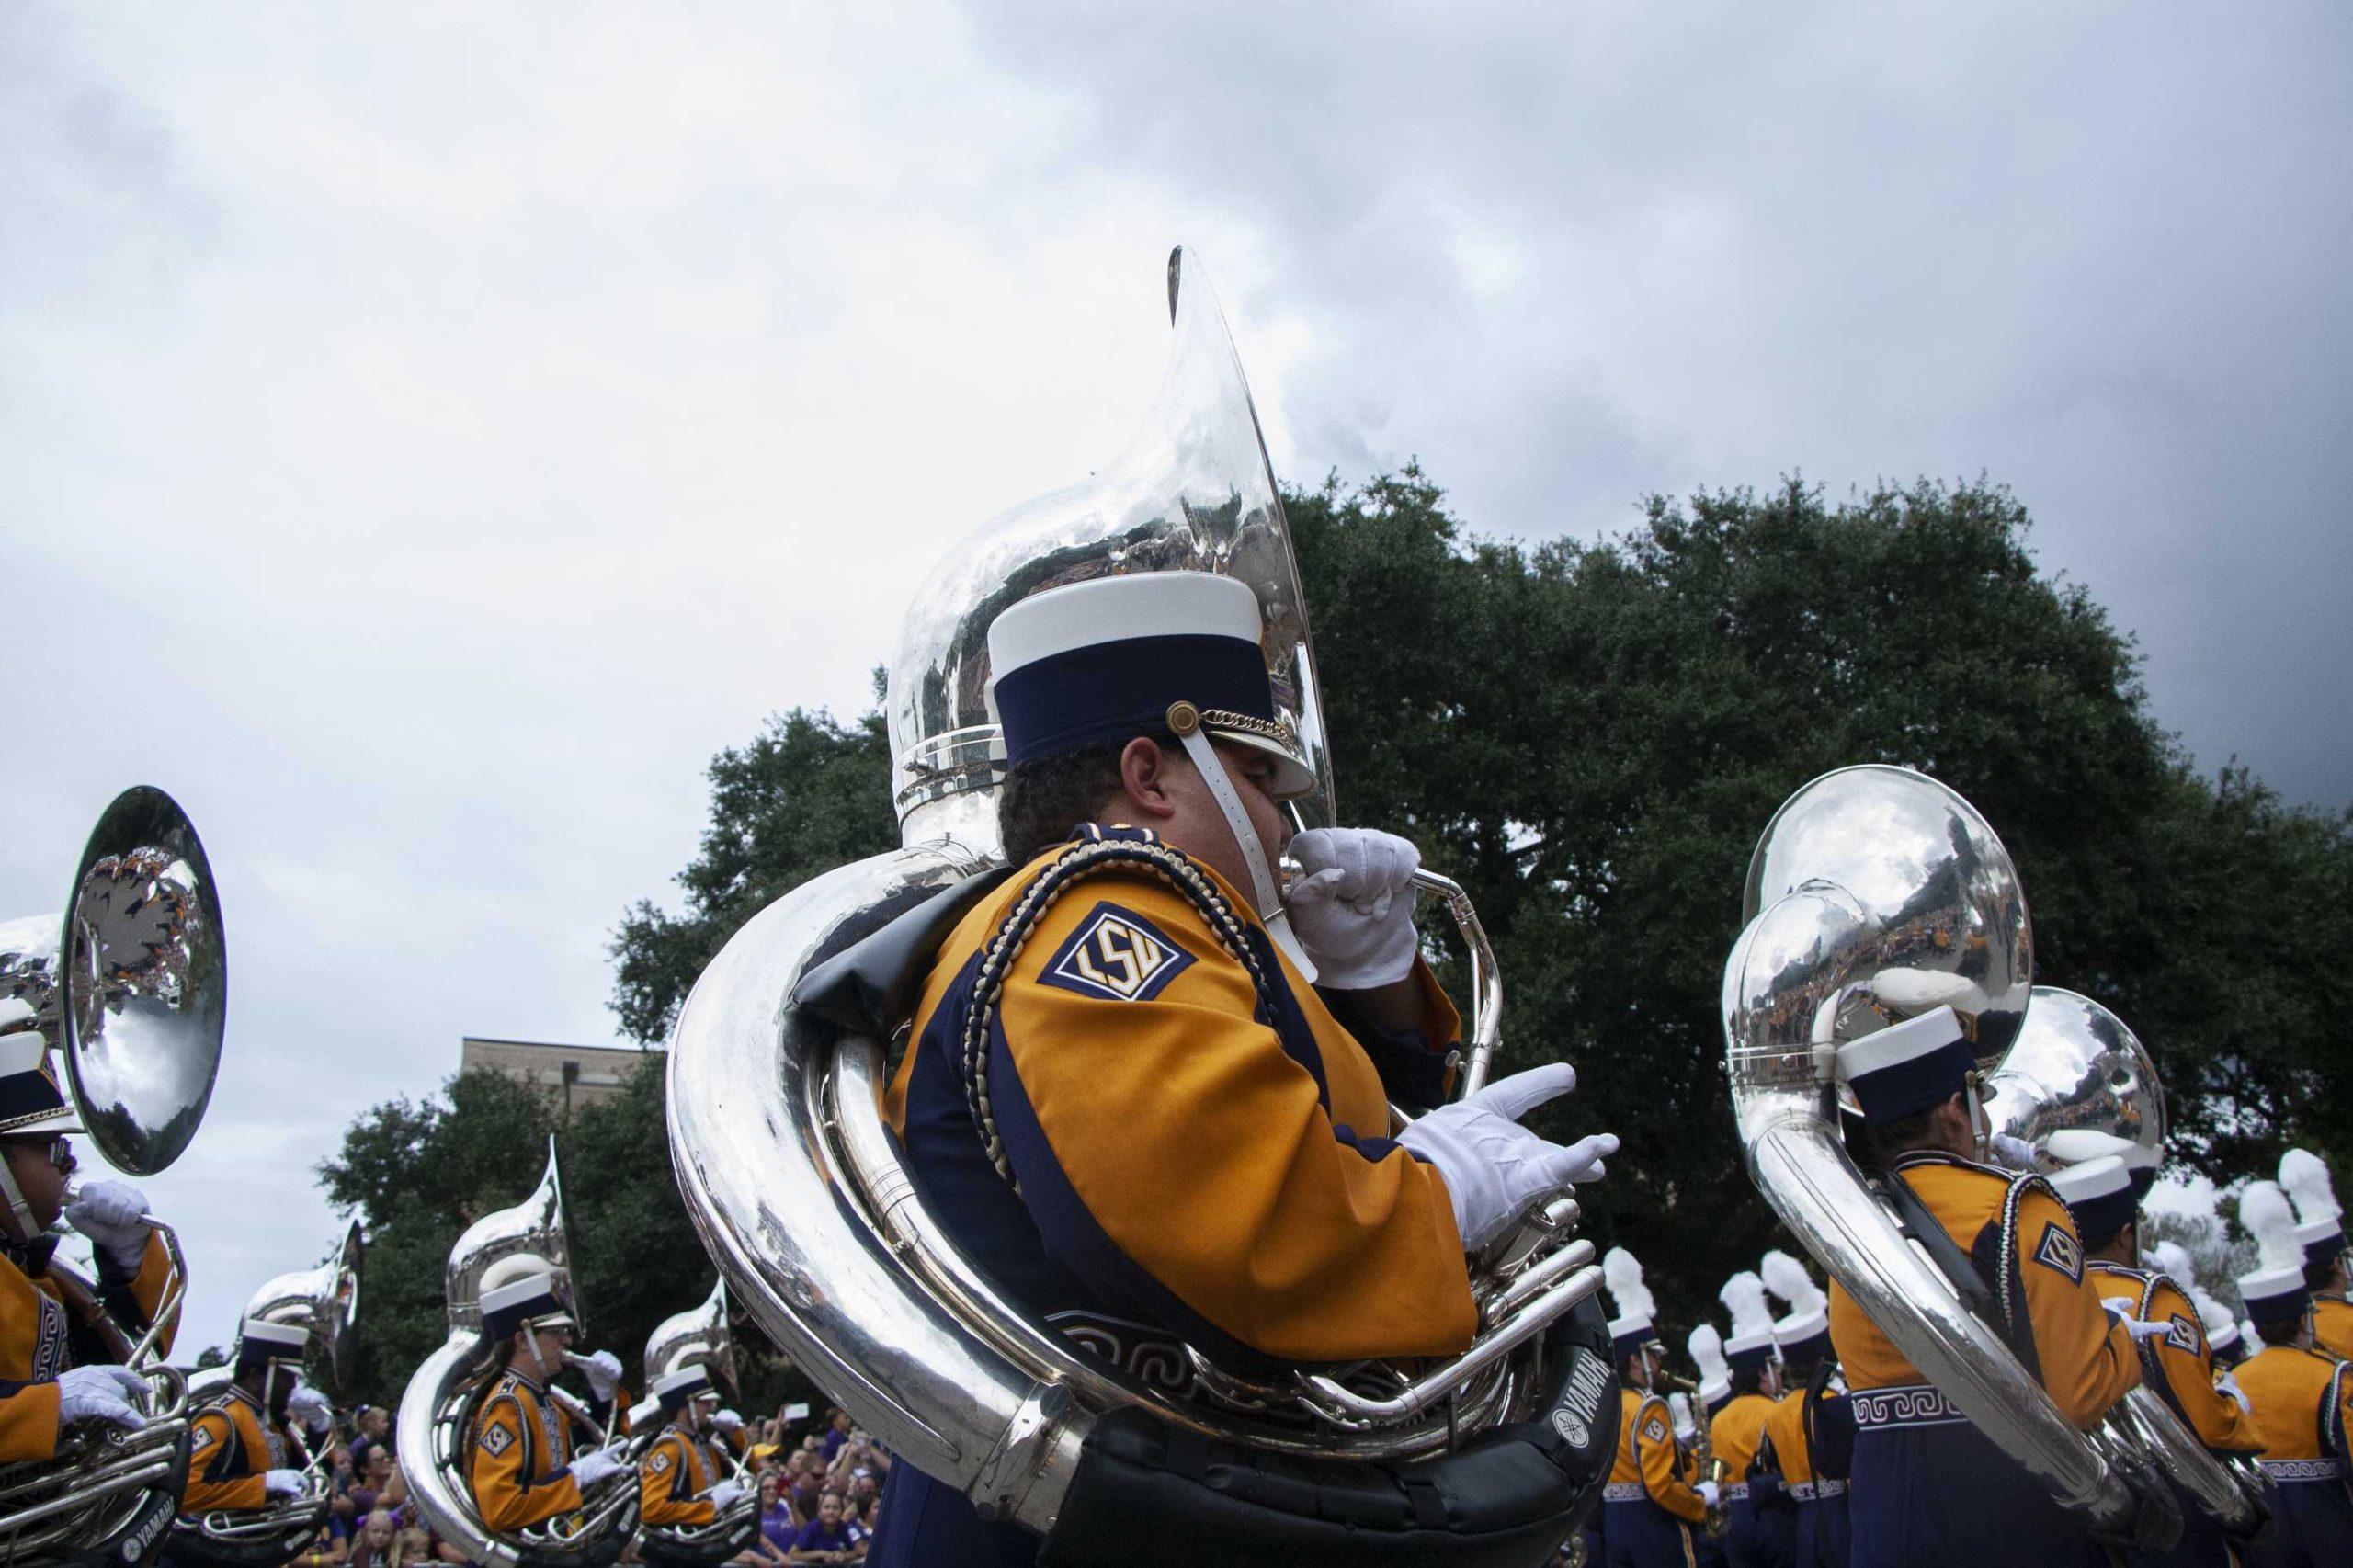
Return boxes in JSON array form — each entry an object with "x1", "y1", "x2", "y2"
[
  {"x1": 961, "y1": 837, "x2": 1283, "y2": 1187},
  {"x1": 1994, "y1": 1170, "x2": 2057, "y2": 1345}
]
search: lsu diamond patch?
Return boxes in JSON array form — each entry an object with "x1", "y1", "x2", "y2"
[
  {"x1": 648, "y1": 1449, "x2": 671, "y2": 1473},
  {"x1": 1643, "y1": 1414, "x2": 1668, "y2": 1444},
  {"x1": 2166, "y1": 1312, "x2": 2201, "y2": 1354},
  {"x1": 479, "y1": 1423, "x2": 514, "y2": 1458},
  {"x1": 2032, "y1": 1221, "x2": 2083, "y2": 1283},
  {"x1": 189, "y1": 1424, "x2": 215, "y2": 1454},
  {"x1": 1039, "y1": 903, "x2": 1195, "y2": 1004}
]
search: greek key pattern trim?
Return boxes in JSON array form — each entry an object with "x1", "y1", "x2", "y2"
[
  {"x1": 2260, "y1": 1458, "x2": 2342, "y2": 1482},
  {"x1": 1721, "y1": 1483, "x2": 1749, "y2": 1502},
  {"x1": 1850, "y1": 1384, "x2": 1969, "y2": 1429},
  {"x1": 1816, "y1": 1479, "x2": 1848, "y2": 1497},
  {"x1": 1601, "y1": 1483, "x2": 1646, "y2": 1503},
  {"x1": 1789, "y1": 1482, "x2": 1816, "y2": 1502}
]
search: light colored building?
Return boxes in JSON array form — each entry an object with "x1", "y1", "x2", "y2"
[{"x1": 460, "y1": 1036, "x2": 651, "y2": 1120}]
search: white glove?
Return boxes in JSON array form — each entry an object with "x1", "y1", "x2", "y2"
[
  {"x1": 570, "y1": 1448, "x2": 627, "y2": 1490},
  {"x1": 1987, "y1": 1133, "x2": 2040, "y2": 1172},
  {"x1": 57, "y1": 1365, "x2": 147, "y2": 1429},
  {"x1": 1395, "y1": 1063, "x2": 1617, "y2": 1251},
  {"x1": 707, "y1": 1481, "x2": 745, "y2": 1511},
  {"x1": 2100, "y1": 1300, "x2": 2173, "y2": 1342},
  {"x1": 578, "y1": 1349, "x2": 623, "y2": 1401},
  {"x1": 263, "y1": 1469, "x2": 306, "y2": 1498},
  {"x1": 712, "y1": 1408, "x2": 743, "y2": 1434},
  {"x1": 1285, "y1": 829, "x2": 1422, "y2": 989},
  {"x1": 1667, "y1": 1392, "x2": 1696, "y2": 1443},
  {"x1": 2216, "y1": 1371, "x2": 2252, "y2": 1415},
  {"x1": 287, "y1": 1382, "x2": 333, "y2": 1435},
  {"x1": 63, "y1": 1181, "x2": 152, "y2": 1273},
  {"x1": 1699, "y1": 1480, "x2": 1722, "y2": 1509}
]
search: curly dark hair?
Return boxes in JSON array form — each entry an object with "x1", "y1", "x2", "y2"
[{"x1": 997, "y1": 740, "x2": 1131, "y2": 864}]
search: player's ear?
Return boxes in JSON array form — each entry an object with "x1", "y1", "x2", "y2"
[{"x1": 1116, "y1": 736, "x2": 1182, "y2": 821}]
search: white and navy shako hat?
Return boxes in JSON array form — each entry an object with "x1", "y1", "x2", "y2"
[
  {"x1": 2049, "y1": 1155, "x2": 2138, "y2": 1247},
  {"x1": 1723, "y1": 1328, "x2": 1776, "y2": 1372},
  {"x1": 2279, "y1": 1148, "x2": 2347, "y2": 1276},
  {"x1": 985, "y1": 574, "x2": 1315, "y2": 801},
  {"x1": 652, "y1": 1364, "x2": 715, "y2": 1414},
  {"x1": 2237, "y1": 1179, "x2": 2312, "y2": 1329},
  {"x1": 237, "y1": 1316, "x2": 311, "y2": 1370},
  {"x1": 1836, "y1": 1006, "x2": 1974, "y2": 1125},
  {"x1": 482, "y1": 1262, "x2": 575, "y2": 1339},
  {"x1": 1601, "y1": 1247, "x2": 1661, "y2": 1360},
  {"x1": 0, "y1": 1030, "x2": 78, "y2": 1137},
  {"x1": 2043, "y1": 1128, "x2": 2163, "y2": 1204}
]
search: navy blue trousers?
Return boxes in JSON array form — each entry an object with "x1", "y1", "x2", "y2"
[
  {"x1": 2245, "y1": 1478, "x2": 2353, "y2": 1568},
  {"x1": 1848, "y1": 1420, "x2": 2105, "y2": 1568},
  {"x1": 867, "y1": 1461, "x2": 1038, "y2": 1568},
  {"x1": 1793, "y1": 1488, "x2": 1849, "y2": 1567},
  {"x1": 1603, "y1": 1496, "x2": 1700, "y2": 1568},
  {"x1": 1722, "y1": 1495, "x2": 1787, "y2": 1568}
]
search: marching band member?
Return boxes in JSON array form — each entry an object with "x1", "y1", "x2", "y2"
[
  {"x1": 1826, "y1": 1006, "x2": 2143, "y2": 1567},
  {"x1": 1711, "y1": 1273, "x2": 1788, "y2": 1568},
  {"x1": 1759, "y1": 1252, "x2": 1850, "y2": 1568},
  {"x1": 0, "y1": 1026, "x2": 168, "y2": 1458},
  {"x1": 2231, "y1": 1182, "x2": 2353, "y2": 1566},
  {"x1": 875, "y1": 573, "x2": 1617, "y2": 1567},
  {"x1": 572, "y1": 1346, "x2": 631, "y2": 1437},
  {"x1": 178, "y1": 1317, "x2": 313, "y2": 1516},
  {"x1": 1602, "y1": 1248, "x2": 1713, "y2": 1566},
  {"x1": 460, "y1": 1256, "x2": 628, "y2": 1533},
  {"x1": 2279, "y1": 1150, "x2": 2353, "y2": 1361},
  {"x1": 639, "y1": 1364, "x2": 745, "y2": 1529},
  {"x1": 2052, "y1": 1156, "x2": 2260, "y2": 1567},
  {"x1": 1690, "y1": 1324, "x2": 1734, "y2": 1426}
]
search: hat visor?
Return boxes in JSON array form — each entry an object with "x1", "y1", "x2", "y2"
[
  {"x1": 1209, "y1": 729, "x2": 1318, "y2": 802},
  {"x1": 0, "y1": 1107, "x2": 83, "y2": 1137}
]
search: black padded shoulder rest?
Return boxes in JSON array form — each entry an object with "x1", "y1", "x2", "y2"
[
  {"x1": 791, "y1": 869, "x2": 1011, "y2": 1037},
  {"x1": 1040, "y1": 1295, "x2": 1620, "y2": 1568}
]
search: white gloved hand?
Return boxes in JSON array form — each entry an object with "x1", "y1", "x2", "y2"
[
  {"x1": 1667, "y1": 1392, "x2": 1696, "y2": 1443},
  {"x1": 1987, "y1": 1133, "x2": 2040, "y2": 1172},
  {"x1": 1395, "y1": 1063, "x2": 1618, "y2": 1251},
  {"x1": 578, "y1": 1349, "x2": 623, "y2": 1401},
  {"x1": 263, "y1": 1469, "x2": 306, "y2": 1499},
  {"x1": 2216, "y1": 1371, "x2": 2252, "y2": 1415},
  {"x1": 570, "y1": 1448, "x2": 627, "y2": 1490},
  {"x1": 706, "y1": 1481, "x2": 745, "y2": 1511},
  {"x1": 1699, "y1": 1480, "x2": 1722, "y2": 1509},
  {"x1": 712, "y1": 1408, "x2": 743, "y2": 1434},
  {"x1": 57, "y1": 1365, "x2": 147, "y2": 1429},
  {"x1": 63, "y1": 1181, "x2": 152, "y2": 1274},
  {"x1": 287, "y1": 1382, "x2": 333, "y2": 1436},
  {"x1": 2100, "y1": 1300, "x2": 2174, "y2": 1342},
  {"x1": 1284, "y1": 829, "x2": 1422, "y2": 989}
]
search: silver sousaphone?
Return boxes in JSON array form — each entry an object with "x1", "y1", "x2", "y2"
[
  {"x1": 0, "y1": 786, "x2": 224, "y2": 1563},
  {"x1": 1983, "y1": 989, "x2": 2270, "y2": 1537},
  {"x1": 635, "y1": 1283, "x2": 757, "y2": 1568},
  {"x1": 172, "y1": 1221, "x2": 365, "y2": 1568},
  {"x1": 667, "y1": 250, "x2": 1608, "y2": 1552},
  {"x1": 1722, "y1": 766, "x2": 2180, "y2": 1543},
  {"x1": 396, "y1": 1144, "x2": 636, "y2": 1568}
]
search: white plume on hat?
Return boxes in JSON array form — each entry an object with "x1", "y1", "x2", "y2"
[
  {"x1": 2240, "y1": 1181, "x2": 2305, "y2": 1273},
  {"x1": 2280, "y1": 1148, "x2": 2342, "y2": 1225},
  {"x1": 2191, "y1": 1288, "x2": 2239, "y2": 1346},
  {"x1": 1688, "y1": 1324, "x2": 1729, "y2": 1385},
  {"x1": 1760, "y1": 1250, "x2": 1827, "y2": 1317},
  {"x1": 1719, "y1": 1271, "x2": 1776, "y2": 1343},
  {"x1": 2149, "y1": 1241, "x2": 2195, "y2": 1289},
  {"x1": 1603, "y1": 1247, "x2": 1656, "y2": 1324}
]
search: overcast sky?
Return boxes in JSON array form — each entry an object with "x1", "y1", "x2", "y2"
[{"x1": 4, "y1": 2, "x2": 2346, "y2": 1359}]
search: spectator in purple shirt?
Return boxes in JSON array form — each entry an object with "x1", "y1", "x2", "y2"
[
  {"x1": 815, "y1": 1409, "x2": 852, "y2": 1463},
  {"x1": 787, "y1": 1492, "x2": 855, "y2": 1564}
]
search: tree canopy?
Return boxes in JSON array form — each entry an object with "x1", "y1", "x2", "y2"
[{"x1": 491, "y1": 465, "x2": 2347, "y2": 1351}]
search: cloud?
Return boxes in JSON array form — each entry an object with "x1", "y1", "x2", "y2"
[{"x1": 2, "y1": 0, "x2": 2345, "y2": 1356}]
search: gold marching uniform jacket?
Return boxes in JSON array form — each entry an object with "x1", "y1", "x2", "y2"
[
  {"x1": 182, "y1": 1385, "x2": 285, "y2": 1515},
  {"x1": 640, "y1": 1426, "x2": 727, "y2": 1528},
  {"x1": 2312, "y1": 1296, "x2": 2353, "y2": 1362},
  {"x1": 885, "y1": 827, "x2": 1472, "y2": 1369},
  {"x1": 2086, "y1": 1261, "x2": 2258, "y2": 1453},
  {"x1": 1608, "y1": 1388, "x2": 1711, "y2": 1524},
  {"x1": 2234, "y1": 1344, "x2": 2353, "y2": 1471},
  {"x1": 1828, "y1": 1153, "x2": 2141, "y2": 1425},
  {"x1": 0, "y1": 1232, "x2": 176, "y2": 1463},
  {"x1": 1760, "y1": 1387, "x2": 1828, "y2": 1499},
  {"x1": 1710, "y1": 1392, "x2": 1775, "y2": 1496},
  {"x1": 467, "y1": 1367, "x2": 584, "y2": 1533}
]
